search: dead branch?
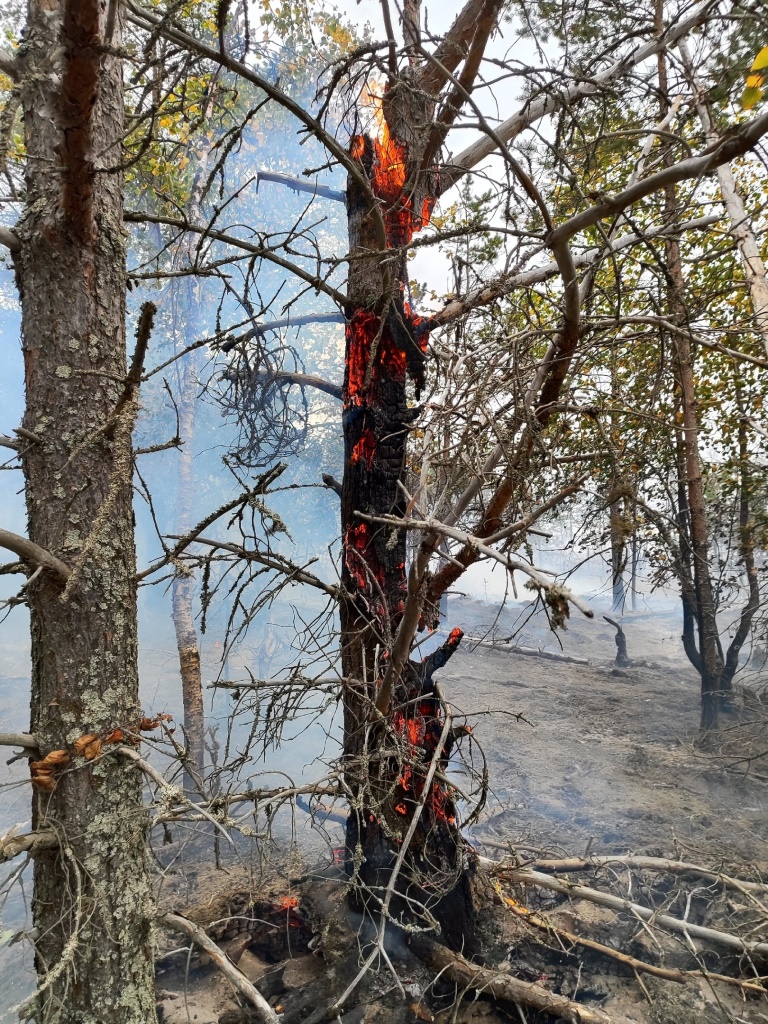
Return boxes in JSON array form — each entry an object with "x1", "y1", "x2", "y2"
[
  {"x1": 220, "y1": 367, "x2": 342, "y2": 401},
  {"x1": 603, "y1": 617, "x2": 630, "y2": 668},
  {"x1": 463, "y1": 639, "x2": 590, "y2": 666},
  {"x1": 493, "y1": 880, "x2": 687, "y2": 984},
  {"x1": 356, "y1": 510, "x2": 593, "y2": 618},
  {"x1": 495, "y1": 867, "x2": 768, "y2": 957},
  {"x1": 410, "y1": 934, "x2": 635, "y2": 1024},
  {"x1": 116, "y1": 745, "x2": 233, "y2": 844},
  {"x1": 0, "y1": 732, "x2": 39, "y2": 754},
  {"x1": 0, "y1": 528, "x2": 71, "y2": 581},
  {"x1": 530, "y1": 855, "x2": 768, "y2": 896},
  {"x1": 494, "y1": 881, "x2": 767, "y2": 995},
  {"x1": 160, "y1": 913, "x2": 280, "y2": 1024},
  {"x1": 0, "y1": 435, "x2": 19, "y2": 451},
  {"x1": 256, "y1": 170, "x2": 345, "y2": 204},
  {"x1": 0, "y1": 829, "x2": 58, "y2": 863},
  {"x1": 0, "y1": 225, "x2": 20, "y2": 252},
  {"x1": 431, "y1": 216, "x2": 720, "y2": 327},
  {"x1": 125, "y1": 211, "x2": 347, "y2": 307},
  {"x1": 175, "y1": 534, "x2": 339, "y2": 598}
]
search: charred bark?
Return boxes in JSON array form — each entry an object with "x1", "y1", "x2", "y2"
[
  {"x1": 15, "y1": 3, "x2": 156, "y2": 1022},
  {"x1": 340, "y1": 80, "x2": 475, "y2": 951}
]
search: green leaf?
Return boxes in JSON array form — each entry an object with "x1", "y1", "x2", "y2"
[
  {"x1": 751, "y1": 46, "x2": 768, "y2": 71},
  {"x1": 742, "y1": 85, "x2": 763, "y2": 110}
]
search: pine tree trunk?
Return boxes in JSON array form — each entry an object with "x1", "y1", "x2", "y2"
[{"x1": 15, "y1": 4, "x2": 156, "y2": 1021}]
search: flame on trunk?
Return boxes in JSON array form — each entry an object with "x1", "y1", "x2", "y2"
[{"x1": 342, "y1": 86, "x2": 436, "y2": 623}]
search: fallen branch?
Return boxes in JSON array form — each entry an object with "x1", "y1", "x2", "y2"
[
  {"x1": 410, "y1": 934, "x2": 634, "y2": 1024},
  {"x1": 493, "y1": 880, "x2": 686, "y2": 984},
  {"x1": 531, "y1": 855, "x2": 768, "y2": 897},
  {"x1": 0, "y1": 829, "x2": 58, "y2": 863},
  {"x1": 496, "y1": 867, "x2": 768, "y2": 957},
  {"x1": 160, "y1": 913, "x2": 280, "y2": 1024},
  {"x1": 494, "y1": 880, "x2": 767, "y2": 995},
  {"x1": 464, "y1": 637, "x2": 590, "y2": 665},
  {"x1": 0, "y1": 529, "x2": 71, "y2": 580}
]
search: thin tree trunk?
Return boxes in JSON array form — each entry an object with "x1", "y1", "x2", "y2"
[
  {"x1": 609, "y1": 498, "x2": 626, "y2": 612},
  {"x1": 172, "y1": 313, "x2": 205, "y2": 788},
  {"x1": 15, "y1": 3, "x2": 156, "y2": 1021},
  {"x1": 719, "y1": 408, "x2": 760, "y2": 692},
  {"x1": 681, "y1": 42, "x2": 768, "y2": 359},
  {"x1": 657, "y1": 10, "x2": 723, "y2": 730}
]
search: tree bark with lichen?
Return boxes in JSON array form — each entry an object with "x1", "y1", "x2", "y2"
[{"x1": 14, "y1": 3, "x2": 157, "y2": 1021}]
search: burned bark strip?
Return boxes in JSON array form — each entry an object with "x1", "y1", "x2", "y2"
[
  {"x1": 15, "y1": 3, "x2": 157, "y2": 1022},
  {"x1": 341, "y1": 100, "x2": 475, "y2": 950}
]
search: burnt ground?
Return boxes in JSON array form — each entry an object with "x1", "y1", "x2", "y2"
[{"x1": 153, "y1": 597, "x2": 768, "y2": 1024}]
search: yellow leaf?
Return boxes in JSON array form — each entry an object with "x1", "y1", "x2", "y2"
[
  {"x1": 751, "y1": 46, "x2": 768, "y2": 71},
  {"x1": 746, "y1": 72, "x2": 765, "y2": 89},
  {"x1": 742, "y1": 85, "x2": 763, "y2": 110}
]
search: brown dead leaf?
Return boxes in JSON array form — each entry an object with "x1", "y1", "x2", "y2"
[
  {"x1": 73, "y1": 734, "x2": 102, "y2": 760},
  {"x1": 31, "y1": 773, "x2": 58, "y2": 793},
  {"x1": 102, "y1": 729, "x2": 125, "y2": 745},
  {"x1": 139, "y1": 713, "x2": 174, "y2": 731},
  {"x1": 30, "y1": 749, "x2": 70, "y2": 791},
  {"x1": 31, "y1": 749, "x2": 69, "y2": 770}
]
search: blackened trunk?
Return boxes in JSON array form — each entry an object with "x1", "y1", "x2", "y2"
[
  {"x1": 15, "y1": 3, "x2": 156, "y2": 1021},
  {"x1": 341, "y1": 113, "x2": 475, "y2": 952}
]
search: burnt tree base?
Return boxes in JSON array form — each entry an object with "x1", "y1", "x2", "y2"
[{"x1": 345, "y1": 813, "x2": 477, "y2": 956}]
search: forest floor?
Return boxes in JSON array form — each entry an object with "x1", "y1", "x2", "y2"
[{"x1": 153, "y1": 597, "x2": 768, "y2": 1024}]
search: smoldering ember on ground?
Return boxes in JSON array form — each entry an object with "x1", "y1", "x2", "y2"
[{"x1": 1, "y1": 2, "x2": 768, "y2": 1024}]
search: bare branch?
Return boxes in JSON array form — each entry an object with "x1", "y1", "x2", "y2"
[
  {"x1": 445, "y1": 0, "x2": 720, "y2": 184},
  {"x1": 124, "y1": 211, "x2": 347, "y2": 307},
  {"x1": 0, "y1": 226, "x2": 21, "y2": 252},
  {"x1": 0, "y1": 528, "x2": 71, "y2": 580},
  {"x1": 256, "y1": 170, "x2": 345, "y2": 204},
  {"x1": 0, "y1": 829, "x2": 58, "y2": 864},
  {"x1": 493, "y1": 867, "x2": 768, "y2": 958},
  {"x1": 159, "y1": 913, "x2": 280, "y2": 1024},
  {"x1": 356, "y1": 510, "x2": 594, "y2": 617},
  {"x1": 551, "y1": 108, "x2": 768, "y2": 246},
  {"x1": 0, "y1": 732, "x2": 39, "y2": 752},
  {"x1": 434, "y1": 215, "x2": 720, "y2": 326},
  {"x1": 221, "y1": 367, "x2": 342, "y2": 400},
  {"x1": 0, "y1": 51, "x2": 19, "y2": 82}
]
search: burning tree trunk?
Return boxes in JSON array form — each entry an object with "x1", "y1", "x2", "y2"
[{"x1": 340, "y1": 50, "x2": 486, "y2": 947}]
